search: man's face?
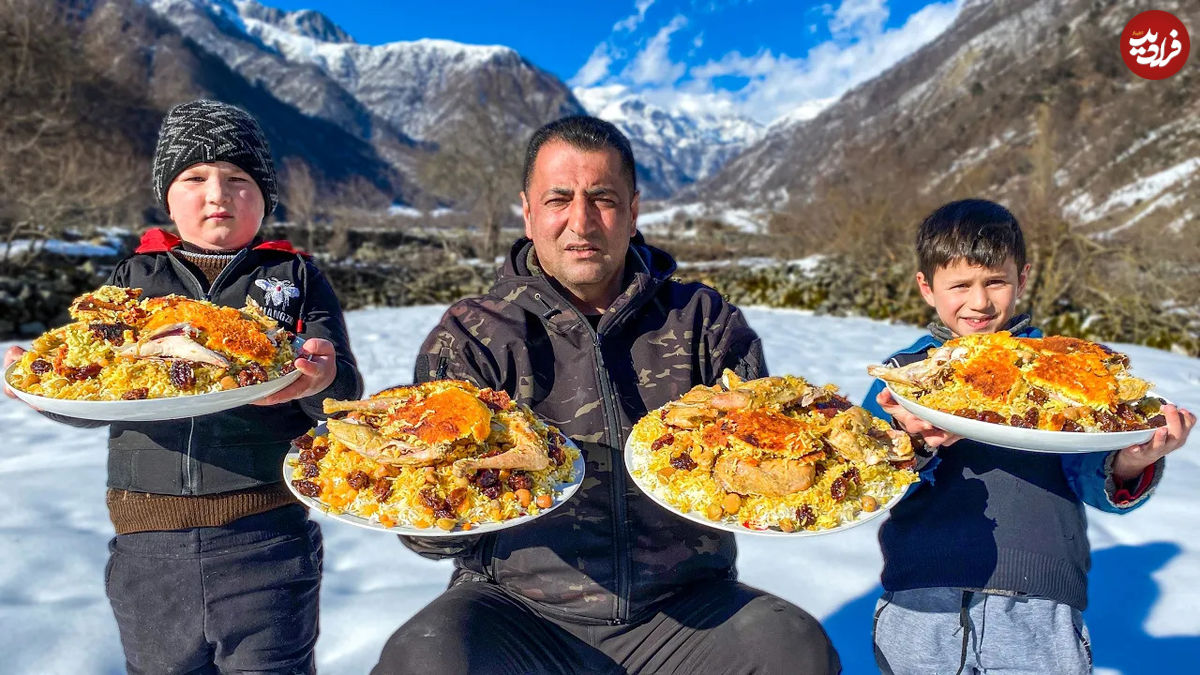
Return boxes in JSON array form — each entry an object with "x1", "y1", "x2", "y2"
[
  {"x1": 166, "y1": 161, "x2": 264, "y2": 251},
  {"x1": 521, "y1": 140, "x2": 638, "y2": 303},
  {"x1": 917, "y1": 258, "x2": 1030, "y2": 337}
]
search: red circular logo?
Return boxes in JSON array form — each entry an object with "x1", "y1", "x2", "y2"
[{"x1": 1122, "y1": 10, "x2": 1189, "y2": 80}]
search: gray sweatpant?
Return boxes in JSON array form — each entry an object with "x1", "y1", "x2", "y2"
[{"x1": 873, "y1": 587, "x2": 1092, "y2": 674}]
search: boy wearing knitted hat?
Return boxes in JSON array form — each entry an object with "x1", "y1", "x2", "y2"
[{"x1": 6, "y1": 99, "x2": 363, "y2": 673}]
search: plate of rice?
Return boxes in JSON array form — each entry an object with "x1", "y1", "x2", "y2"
[
  {"x1": 869, "y1": 332, "x2": 1168, "y2": 453},
  {"x1": 5, "y1": 286, "x2": 302, "y2": 421},
  {"x1": 285, "y1": 380, "x2": 584, "y2": 535},
  {"x1": 626, "y1": 370, "x2": 919, "y2": 536}
]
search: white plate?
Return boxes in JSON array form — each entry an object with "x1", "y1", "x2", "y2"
[
  {"x1": 284, "y1": 435, "x2": 586, "y2": 537},
  {"x1": 887, "y1": 385, "x2": 1158, "y2": 453},
  {"x1": 5, "y1": 362, "x2": 303, "y2": 422},
  {"x1": 624, "y1": 436, "x2": 906, "y2": 537}
]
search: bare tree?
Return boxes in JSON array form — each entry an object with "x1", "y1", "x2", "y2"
[
  {"x1": 418, "y1": 80, "x2": 526, "y2": 260},
  {"x1": 282, "y1": 158, "x2": 318, "y2": 251},
  {"x1": 0, "y1": 0, "x2": 147, "y2": 265}
]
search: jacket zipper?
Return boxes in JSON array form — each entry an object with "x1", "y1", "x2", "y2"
[
  {"x1": 534, "y1": 289, "x2": 632, "y2": 623},
  {"x1": 165, "y1": 250, "x2": 249, "y2": 494},
  {"x1": 592, "y1": 336, "x2": 631, "y2": 624}
]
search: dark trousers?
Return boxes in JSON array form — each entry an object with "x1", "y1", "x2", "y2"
[
  {"x1": 105, "y1": 504, "x2": 323, "y2": 675},
  {"x1": 372, "y1": 580, "x2": 841, "y2": 675}
]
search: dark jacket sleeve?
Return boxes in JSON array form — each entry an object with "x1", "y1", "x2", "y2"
[
  {"x1": 294, "y1": 260, "x2": 363, "y2": 419},
  {"x1": 35, "y1": 262, "x2": 130, "y2": 429},
  {"x1": 707, "y1": 298, "x2": 768, "y2": 381},
  {"x1": 398, "y1": 302, "x2": 498, "y2": 559}
]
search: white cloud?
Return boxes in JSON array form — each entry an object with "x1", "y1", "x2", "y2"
[
  {"x1": 570, "y1": 0, "x2": 963, "y2": 125},
  {"x1": 622, "y1": 15, "x2": 688, "y2": 86},
  {"x1": 639, "y1": 0, "x2": 961, "y2": 124},
  {"x1": 570, "y1": 43, "x2": 614, "y2": 88},
  {"x1": 614, "y1": 0, "x2": 656, "y2": 32},
  {"x1": 831, "y1": 0, "x2": 889, "y2": 37}
]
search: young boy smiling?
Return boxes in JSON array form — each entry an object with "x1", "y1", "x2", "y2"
[{"x1": 861, "y1": 199, "x2": 1194, "y2": 674}]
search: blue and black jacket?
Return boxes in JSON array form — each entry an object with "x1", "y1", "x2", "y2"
[{"x1": 861, "y1": 318, "x2": 1162, "y2": 610}]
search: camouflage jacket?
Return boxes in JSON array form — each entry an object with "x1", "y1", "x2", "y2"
[{"x1": 404, "y1": 235, "x2": 766, "y2": 624}]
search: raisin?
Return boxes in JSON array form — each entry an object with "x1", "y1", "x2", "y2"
[
  {"x1": 434, "y1": 504, "x2": 455, "y2": 520},
  {"x1": 977, "y1": 411, "x2": 1006, "y2": 425},
  {"x1": 476, "y1": 469, "x2": 500, "y2": 488},
  {"x1": 1009, "y1": 410, "x2": 1038, "y2": 428},
  {"x1": 843, "y1": 467, "x2": 860, "y2": 485},
  {"x1": 1095, "y1": 411, "x2": 1123, "y2": 432},
  {"x1": 507, "y1": 472, "x2": 534, "y2": 491},
  {"x1": 300, "y1": 462, "x2": 319, "y2": 478},
  {"x1": 121, "y1": 388, "x2": 149, "y2": 400},
  {"x1": 889, "y1": 458, "x2": 917, "y2": 471},
  {"x1": 1147, "y1": 414, "x2": 1167, "y2": 428},
  {"x1": 169, "y1": 361, "x2": 195, "y2": 389},
  {"x1": 237, "y1": 363, "x2": 268, "y2": 387},
  {"x1": 63, "y1": 364, "x2": 102, "y2": 381},
  {"x1": 548, "y1": 443, "x2": 566, "y2": 467},
  {"x1": 650, "y1": 434, "x2": 675, "y2": 452},
  {"x1": 299, "y1": 446, "x2": 327, "y2": 464},
  {"x1": 447, "y1": 487, "x2": 469, "y2": 509},
  {"x1": 795, "y1": 505, "x2": 816, "y2": 528},
  {"x1": 280, "y1": 360, "x2": 296, "y2": 374},
  {"x1": 669, "y1": 452, "x2": 698, "y2": 471},
  {"x1": 346, "y1": 470, "x2": 370, "y2": 490},
  {"x1": 418, "y1": 489, "x2": 439, "y2": 509},
  {"x1": 293, "y1": 434, "x2": 314, "y2": 451},
  {"x1": 1023, "y1": 408, "x2": 1039, "y2": 428},
  {"x1": 954, "y1": 409, "x2": 982, "y2": 421},
  {"x1": 29, "y1": 359, "x2": 52, "y2": 375},
  {"x1": 88, "y1": 322, "x2": 133, "y2": 347},
  {"x1": 481, "y1": 485, "x2": 503, "y2": 500},
  {"x1": 1060, "y1": 419, "x2": 1084, "y2": 432},
  {"x1": 292, "y1": 480, "x2": 320, "y2": 497},
  {"x1": 1027, "y1": 388, "x2": 1048, "y2": 405},
  {"x1": 830, "y1": 476, "x2": 849, "y2": 502},
  {"x1": 374, "y1": 481, "x2": 393, "y2": 502}
]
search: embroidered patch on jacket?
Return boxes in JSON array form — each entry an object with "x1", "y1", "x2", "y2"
[{"x1": 252, "y1": 278, "x2": 299, "y2": 326}]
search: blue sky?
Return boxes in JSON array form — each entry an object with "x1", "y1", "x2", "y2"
[{"x1": 269, "y1": 0, "x2": 964, "y2": 124}]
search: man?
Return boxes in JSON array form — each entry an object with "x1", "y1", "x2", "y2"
[{"x1": 374, "y1": 116, "x2": 840, "y2": 674}]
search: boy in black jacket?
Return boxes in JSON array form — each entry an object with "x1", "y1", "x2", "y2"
[
  {"x1": 861, "y1": 199, "x2": 1193, "y2": 674},
  {"x1": 5, "y1": 100, "x2": 362, "y2": 673}
]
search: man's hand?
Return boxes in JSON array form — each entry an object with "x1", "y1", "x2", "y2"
[
  {"x1": 1113, "y1": 404, "x2": 1195, "y2": 482},
  {"x1": 4, "y1": 346, "x2": 26, "y2": 399},
  {"x1": 875, "y1": 388, "x2": 962, "y2": 448},
  {"x1": 252, "y1": 338, "x2": 337, "y2": 406}
]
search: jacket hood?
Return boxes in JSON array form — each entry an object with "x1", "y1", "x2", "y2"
[{"x1": 134, "y1": 227, "x2": 308, "y2": 256}]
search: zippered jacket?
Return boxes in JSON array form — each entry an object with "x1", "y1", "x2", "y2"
[
  {"x1": 60, "y1": 228, "x2": 363, "y2": 496},
  {"x1": 403, "y1": 235, "x2": 766, "y2": 625}
]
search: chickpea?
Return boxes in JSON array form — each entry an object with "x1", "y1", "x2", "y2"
[
  {"x1": 860, "y1": 496, "x2": 879, "y2": 512},
  {"x1": 722, "y1": 493, "x2": 742, "y2": 515}
]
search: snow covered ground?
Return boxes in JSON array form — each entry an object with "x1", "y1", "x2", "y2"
[{"x1": 3, "y1": 306, "x2": 1198, "y2": 674}]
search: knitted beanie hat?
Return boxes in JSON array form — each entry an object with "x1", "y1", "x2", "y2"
[{"x1": 152, "y1": 99, "x2": 278, "y2": 217}]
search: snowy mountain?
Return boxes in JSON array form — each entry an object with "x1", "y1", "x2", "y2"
[
  {"x1": 146, "y1": 0, "x2": 583, "y2": 186},
  {"x1": 692, "y1": 0, "x2": 1200, "y2": 236},
  {"x1": 4, "y1": 306, "x2": 1199, "y2": 673},
  {"x1": 574, "y1": 85, "x2": 764, "y2": 199},
  {"x1": 145, "y1": 0, "x2": 763, "y2": 201}
]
